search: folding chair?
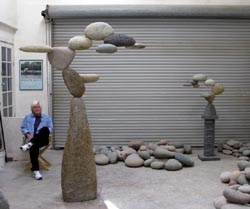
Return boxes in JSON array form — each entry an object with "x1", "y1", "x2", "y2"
[{"x1": 22, "y1": 135, "x2": 52, "y2": 171}]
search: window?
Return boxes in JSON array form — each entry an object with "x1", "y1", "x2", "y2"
[{"x1": 1, "y1": 47, "x2": 13, "y2": 117}]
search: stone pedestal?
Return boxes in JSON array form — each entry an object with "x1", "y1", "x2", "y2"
[
  {"x1": 61, "y1": 98, "x2": 97, "y2": 202},
  {"x1": 198, "y1": 103, "x2": 220, "y2": 161}
]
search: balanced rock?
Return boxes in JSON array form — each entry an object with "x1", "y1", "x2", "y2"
[
  {"x1": 62, "y1": 68, "x2": 85, "y2": 97},
  {"x1": 165, "y1": 145, "x2": 176, "y2": 152},
  {"x1": 0, "y1": 190, "x2": 10, "y2": 209},
  {"x1": 104, "y1": 33, "x2": 135, "y2": 47},
  {"x1": 126, "y1": 43, "x2": 146, "y2": 49},
  {"x1": 223, "y1": 188, "x2": 250, "y2": 204},
  {"x1": 96, "y1": 44, "x2": 117, "y2": 53},
  {"x1": 220, "y1": 171, "x2": 232, "y2": 183},
  {"x1": 151, "y1": 161, "x2": 164, "y2": 169},
  {"x1": 138, "y1": 151, "x2": 150, "y2": 160},
  {"x1": 107, "y1": 152, "x2": 118, "y2": 164},
  {"x1": 128, "y1": 140, "x2": 144, "y2": 151},
  {"x1": 175, "y1": 153, "x2": 194, "y2": 167},
  {"x1": 193, "y1": 73, "x2": 207, "y2": 81},
  {"x1": 95, "y1": 154, "x2": 109, "y2": 165},
  {"x1": 227, "y1": 140, "x2": 241, "y2": 147},
  {"x1": 84, "y1": 22, "x2": 114, "y2": 40},
  {"x1": 165, "y1": 159, "x2": 183, "y2": 171},
  {"x1": 238, "y1": 185, "x2": 250, "y2": 194},
  {"x1": 205, "y1": 79, "x2": 215, "y2": 86},
  {"x1": 154, "y1": 147, "x2": 175, "y2": 159},
  {"x1": 61, "y1": 98, "x2": 97, "y2": 202},
  {"x1": 212, "y1": 83, "x2": 224, "y2": 95},
  {"x1": 20, "y1": 44, "x2": 53, "y2": 53},
  {"x1": 68, "y1": 35, "x2": 92, "y2": 50},
  {"x1": 48, "y1": 47, "x2": 75, "y2": 70},
  {"x1": 125, "y1": 154, "x2": 144, "y2": 167},
  {"x1": 213, "y1": 196, "x2": 227, "y2": 209},
  {"x1": 184, "y1": 145, "x2": 192, "y2": 154},
  {"x1": 80, "y1": 74, "x2": 100, "y2": 83},
  {"x1": 157, "y1": 139, "x2": 168, "y2": 145}
]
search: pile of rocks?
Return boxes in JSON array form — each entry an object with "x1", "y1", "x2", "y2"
[
  {"x1": 214, "y1": 161, "x2": 250, "y2": 208},
  {"x1": 218, "y1": 140, "x2": 250, "y2": 160},
  {"x1": 94, "y1": 140, "x2": 194, "y2": 171}
]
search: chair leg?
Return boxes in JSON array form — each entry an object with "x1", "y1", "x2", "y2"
[
  {"x1": 39, "y1": 155, "x2": 51, "y2": 166},
  {"x1": 38, "y1": 158, "x2": 49, "y2": 171}
]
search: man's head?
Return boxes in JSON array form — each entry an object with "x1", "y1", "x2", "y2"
[{"x1": 31, "y1": 100, "x2": 42, "y2": 116}]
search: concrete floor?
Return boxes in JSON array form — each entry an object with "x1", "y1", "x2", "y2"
[{"x1": 0, "y1": 149, "x2": 239, "y2": 209}]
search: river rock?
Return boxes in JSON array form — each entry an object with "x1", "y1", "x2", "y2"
[
  {"x1": 212, "y1": 83, "x2": 224, "y2": 95},
  {"x1": 239, "y1": 156, "x2": 249, "y2": 161},
  {"x1": 237, "y1": 161, "x2": 250, "y2": 171},
  {"x1": 128, "y1": 140, "x2": 144, "y2": 151},
  {"x1": 107, "y1": 151, "x2": 118, "y2": 164},
  {"x1": 237, "y1": 173, "x2": 250, "y2": 185},
  {"x1": 0, "y1": 190, "x2": 9, "y2": 209},
  {"x1": 193, "y1": 73, "x2": 207, "y2": 81},
  {"x1": 80, "y1": 74, "x2": 99, "y2": 83},
  {"x1": 144, "y1": 158, "x2": 154, "y2": 167},
  {"x1": 238, "y1": 185, "x2": 250, "y2": 194},
  {"x1": 84, "y1": 22, "x2": 114, "y2": 40},
  {"x1": 68, "y1": 35, "x2": 92, "y2": 50},
  {"x1": 139, "y1": 145, "x2": 147, "y2": 151},
  {"x1": 96, "y1": 44, "x2": 117, "y2": 53},
  {"x1": 62, "y1": 68, "x2": 85, "y2": 97},
  {"x1": 95, "y1": 154, "x2": 109, "y2": 165},
  {"x1": 19, "y1": 44, "x2": 53, "y2": 53},
  {"x1": 245, "y1": 167, "x2": 250, "y2": 180},
  {"x1": 175, "y1": 153, "x2": 194, "y2": 167},
  {"x1": 213, "y1": 196, "x2": 227, "y2": 209},
  {"x1": 242, "y1": 150, "x2": 250, "y2": 157},
  {"x1": 230, "y1": 171, "x2": 242, "y2": 182},
  {"x1": 48, "y1": 47, "x2": 75, "y2": 70},
  {"x1": 220, "y1": 171, "x2": 232, "y2": 183},
  {"x1": 116, "y1": 150, "x2": 128, "y2": 161},
  {"x1": 205, "y1": 79, "x2": 215, "y2": 86},
  {"x1": 126, "y1": 43, "x2": 146, "y2": 49},
  {"x1": 122, "y1": 146, "x2": 137, "y2": 155},
  {"x1": 154, "y1": 147, "x2": 175, "y2": 159},
  {"x1": 138, "y1": 151, "x2": 150, "y2": 160},
  {"x1": 165, "y1": 159, "x2": 183, "y2": 171},
  {"x1": 62, "y1": 98, "x2": 97, "y2": 202},
  {"x1": 125, "y1": 154, "x2": 144, "y2": 167},
  {"x1": 147, "y1": 143, "x2": 158, "y2": 150},
  {"x1": 104, "y1": 33, "x2": 135, "y2": 47},
  {"x1": 151, "y1": 161, "x2": 164, "y2": 169},
  {"x1": 165, "y1": 145, "x2": 176, "y2": 152},
  {"x1": 184, "y1": 145, "x2": 192, "y2": 154},
  {"x1": 223, "y1": 150, "x2": 233, "y2": 155},
  {"x1": 223, "y1": 144, "x2": 233, "y2": 150},
  {"x1": 157, "y1": 139, "x2": 168, "y2": 145},
  {"x1": 223, "y1": 188, "x2": 250, "y2": 204},
  {"x1": 230, "y1": 184, "x2": 241, "y2": 190},
  {"x1": 227, "y1": 140, "x2": 241, "y2": 147}
]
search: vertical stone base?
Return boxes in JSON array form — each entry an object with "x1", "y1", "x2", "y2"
[
  {"x1": 198, "y1": 154, "x2": 220, "y2": 161},
  {"x1": 61, "y1": 98, "x2": 97, "y2": 202}
]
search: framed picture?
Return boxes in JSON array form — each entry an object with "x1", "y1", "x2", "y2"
[{"x1": 19, "y1": 60, "x2": 43, "y2": 90}]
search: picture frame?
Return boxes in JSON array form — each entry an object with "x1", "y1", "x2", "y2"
[{"x1": 19, "y1": 60, "x2": 43, "y2": 90}]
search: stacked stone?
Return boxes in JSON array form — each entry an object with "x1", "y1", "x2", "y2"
[
  {"x1": 214, "y1": 161, "x2": 250, "y2": 208},
  {"x1": 218, "y1": 140, "x2": 250, "y2": 160},
  {"x1": 94, "y1": 140, "x2": 194, "y2": 171}
]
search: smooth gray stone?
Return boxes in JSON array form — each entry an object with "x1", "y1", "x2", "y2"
[
  {"x1": 68, "y1": 35, "x2": 92, "y2": 50},
  {"x1": 233, "y1": 149, "x2": 240, "y2": 153},
  {"x1": 125, "y1": 154, "x2": 144, "y2": 167},
  {"x1": 223, "y1": 150, "x2": 233, "y2": 155},
  {"x1": 84, "y1": 22, "x2": 114, "y2": 40},
  {"x1": 245, "y1": 167, "x2": 250, "y2": 180},
  {"x1": 242, "y1": 150, "x2": 250, "y2": 157},
  {"x1": 239, "y1": 185, "x2": 250, "y2": 194},
  {"x1": 48, "y1": 47, "x2": 75, "y2": 70},
  {"x1": 165, "y1": 145, "x2": 176, "y2": 152},
  {"x1": 193, "y1": 73, "x2": 207, "y2": 81},
  {"x1": 147, "y1": 143, "x2": 158, "y2": 150},
  {"x1": 61, "y1": 98, "x2": 97, "y2": 202},
  {"x1": 233, "y1": 153, "x2": 241, "y2": 158},
  {"x1": 126, "y1": 43, "x2": 146, "y2": 49},
  {"x1": 19, "y1": 44, "x2": 53, "y2": 53},
  {"x1": 175, "y1": 148, "x2": 184, "y2": 153},
  {"x1": 99, "y1": 147, "x2": 110, "y2": 155},
  {"x1": 95, "y1": 154, "x2": 109, "y2": 165},
  {"x1": 104, "y1": 33, "x2": 135, "y2": 47},
  {"x1": 107, "y1": 152, "x2": 118, "y2": 164},
  {"x1": 150, "y1": 161, "x2": 164, "y2": 169},
  {"x1": 148, "y1": 149, "x2": 154, "y2": 155},
  {"x1": 139, "y1": 145, "x2": 147, "y2": 151},
  {"x1": 222, "y1": 204, "x2": 250, "y2": 209},
  {"x1": 239, "y1": 156, "x2": 249, "y2": 161},
  {"x1": 220, "y1": 171, "x2": 232, "y2": 183},
  {"x1": 157, "y1": 140, "x2": 168, "y2": 145},
  {"x1": 128, "y1": 140, "x2": 144, "y2": 151},
  {"x1": 122, "y1": 146, "x2": 137, "y2": 155},
  {"x1": 237, "y1": 161, "x2": 250, "y2": 171},
  {"x1": 0, "y1": 190, "x2": 10, "y2": 209},
  {"x1": 227, "y1": 140, "x2": 241, "y2": 147},
  {"x1": 175, "y1": 153, "x2": 194, "y2": 167},
  {"x1": 165, "y1": 159, "x2": 183, "y2": 171},
  {"x1": 184, "y1": 145, "x2": 192, "y2": 154},
  {"x1": 62, "y1": 68, "x2": 85, "y2": 97},
  {"x1": 223, "y1": 188, "x2": 250, "y2": 204},
  {"x1": 144, "y1": 158, "x2": 153, "y2": 167},
  {"x1": 239, "y1": 147, "x2": 249, "y2": 153},
  {"x1": 213, "y1": 196, "x2": 228, "y2": 209},
  {"x1": 154, "y1": 147, "x2": 175, "y2": 159},
  {"x1": 138, "y1": 151, "x2": 150, "y2": 160},
  {"x1": 237, "y1": 174, "x2": 250, "y2": 185},
  {"x1": 223, "y1": 144, "x2": 233, "y2": 150},
  {"x1": 96, "y1": 44, "x2": 117, "y2": 53}
]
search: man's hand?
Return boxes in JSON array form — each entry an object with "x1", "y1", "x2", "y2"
[{"x1": 26, "y1": 133, "x2": 33, "y2": 141}]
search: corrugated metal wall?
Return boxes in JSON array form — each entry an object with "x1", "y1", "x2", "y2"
[{"x1": 52, "y1": 18, "x2": 250, "y2": 148}]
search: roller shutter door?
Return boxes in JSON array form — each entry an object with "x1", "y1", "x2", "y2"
[{"x1": 52, "y1": 18, "x2": 250, "y2": 148}]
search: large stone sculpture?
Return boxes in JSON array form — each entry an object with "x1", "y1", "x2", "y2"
[
  {"x1": 191, "y1": 74, "x2": 224, "y2": 161},
  {"x1": 20, "y1": 21, "x2": 145, "y2": 202}
]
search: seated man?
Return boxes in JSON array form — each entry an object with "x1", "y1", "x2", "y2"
[{"x1": 20, "y1": 100, "x2": 53, "y2": 180}]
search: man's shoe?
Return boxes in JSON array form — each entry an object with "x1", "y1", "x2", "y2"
[
  {"x1": 33, "y1": 171, "x2": 42, "y2": 180},
  {"x1": 20, "y1": 142, "x2": 33, "y2": 152}
]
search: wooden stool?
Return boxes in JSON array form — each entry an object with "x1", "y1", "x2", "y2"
[{"x1": 23, "y1": 135, "x2": 52, "y2": 171}]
